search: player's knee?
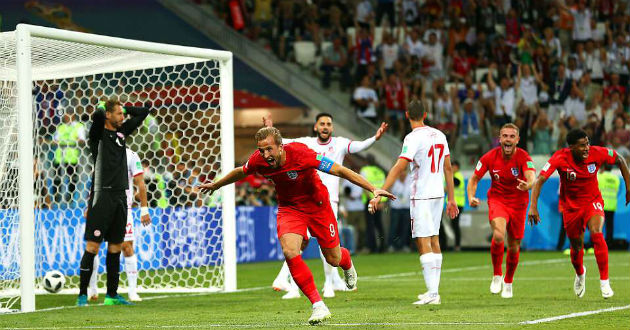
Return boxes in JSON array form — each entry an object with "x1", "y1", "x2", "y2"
[
  {"x1": 325, "y1": 254, "x2": 341, "y2": 267},
  {"x1": 122, "y1": 243, "x2": 134, "y2": 257},
  {"x1": 493, "y1": 232, "x2": 505, "y2": 243},
  {"x1": 282, "y1": 248, "x2": 301, "y2": 260}
]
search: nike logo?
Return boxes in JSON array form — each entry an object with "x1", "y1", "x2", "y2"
[
  {"x1": 492, "y1": 170, "x2": 500, "y2": 173},
  {"x1": 115, "y1": 138, "x2": 123, "y2": 147}
]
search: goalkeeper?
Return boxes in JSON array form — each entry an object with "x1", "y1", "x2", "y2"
[{"x1": 77, "y1": 99, "x2": 149, "y2": 306}]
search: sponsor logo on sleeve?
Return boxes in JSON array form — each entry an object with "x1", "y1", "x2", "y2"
[
  {"x1": 542, "y1": 162, "x2": 550, "y2": 171},
  {"x1": 402, "y1": 145, "x2": 408, "y2": 154},
  {"x1": 136, "y1": 161, "x2": 142, "y2": 170},
  {"x1": 608, "y1": 148, "x2": 614, "y2": 157},
  {"x1": 526, "y1": 161, "x2": 534, "y2": 169},
  {"x1": 475, "y1": 161, "x2": 482, "y2": 171},
  {"x1": 316, "y1": 154, "x2": 323, "y2": 161}
]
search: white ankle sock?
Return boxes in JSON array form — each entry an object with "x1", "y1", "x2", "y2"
[
  {"x1": 433, "y1": 253, "x2": 443, "y2": 294},
  {"x1": 420, "y1": 253, "x2": 436, "y2": 294},
  {"x1": 125, "y1": 254, "x2": 138, "y2": 294}
]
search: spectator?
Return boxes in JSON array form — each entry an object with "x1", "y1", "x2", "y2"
[
  {"x1": 450, "y1": 43, "x2": 474, "y2": 82},
  {"x1": 423, "y1": 31, "x2": 445, "y2": 83},
  {"x1": 566, "y1": 55, "x2": 584, "y2": 81},
  {"x1": 531, "y1": 111, "x2": 553, "y2": 155},
  {"x1": 382, "y1": 73, "x2": 408, "y2": 139},
  {"x1": 375, "y1": 0, "x2": 395, "y2": 27},
  {"x1": 542, "y1": 27, "x2": 562, "y2": 65},
  {"x1": 353, "y1": 75, "x2": 379, "y2": 123},
  {"x1": 605, "y1": 32, "x2": 630, "y2": 85},
  {"x1": 504, "y1": 8, "x2": 521, "y2": 47},
  {"x1": 487, "y1": 65, "x2": 515, "y2": 127},
  {"x1": 360, "y1": 154, "x2": 386, "y2": 253},
  {"x1": 376, "y1": 30, "x2": 403, "y2": 76},
  {"x1": 432, "y1": 84, "x2": 457, "y2": 139},
  {"x1": 342, "y1": 175, "x2": 367, "y2": 253},
  {"x1": 563, "y1": 81, "x2": 587, "y2": 126},
  {"x1": 605, "y1": 115, "x2": 630, "y2": 158},
  {"x1": 548, "y1": 63, "x2": 572, "y2": 121},
  {"x1": 320, "y1": 37, "x2": 351, "y2": 90},
  {"x1": 399, "y1": 0, "x2": 420, "y2": 26},
  {"x1": 582, "y1": 40, "x2": 605, "y2": 84},
  {"x1": 603, "y1": 73, "x2": 625, "y2": 98},
  {"x1": 516, "y1": 64, "x2": 543, "y2": 110},
  {"x1": 351, "y1": 23, "x2": 376, "y2": 82},
  {"x1": 387, "y1": 169, "x2": 411, "y2": 253},
  {"x1": 403, "y1": 26, "x2": 425, "y2": 60},
  {"x1": 474, "y1": 0, "x2": 498, "y2": 40},
  {"x1": 565, "y1": 0, "x2": 594, "y2": 45},
  {"x1": 355, "y1": 0, "x2": 374, "y2": 29},
  {"x1": 456, "y1": 75, "x2": 480, "y2": 102},
  {"x1": 457, "y1": 98, "x2": 481, "y2": 139},
  {"x1": 440, "y1": 160, "x2": 465, "y2": 251}
]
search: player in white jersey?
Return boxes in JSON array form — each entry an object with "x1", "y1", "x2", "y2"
[
  {"x1": 369, "y1": 100, "x2": 459, "y2": 305},
  {"x1": 264, "y1": 113, "x2": 388, "y2": 299},
  {"x1": 88, "y1": 148, "x2": 151, "y2": 302}
]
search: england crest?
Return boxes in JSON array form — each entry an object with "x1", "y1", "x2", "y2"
[
  {"x1": 287, "y1": 170, "x2": 298, "y2": 180},
  {"x1": 511, "y1": 167, "x2": 519, "y2": 176},
  {"x1": 587, "y1": 163, "x2": 596, "y2": 174}
]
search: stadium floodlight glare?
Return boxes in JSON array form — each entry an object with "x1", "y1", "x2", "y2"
[{"x1": 0, "y1": 24, "x2": 235, "y2": 313}]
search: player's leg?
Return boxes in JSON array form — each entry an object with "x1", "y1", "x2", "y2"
[
  {"x1": 586, "y1": 213, "x2": 613, "y2": 298},
  {"x1": 412, "y1": 200, "x2": 440, "y2": 305},
  {"x1": 78, "y1": 192, "x2": 109, "y2": 306},
  {"x1": 489, "y1": 217, "x2": 507, "y2": 294},
  {"x1": 502, "y1": 208, "x2": 526, "y2": 298},
  {"x1": 328, "y1": 202, "x2": 347, "y2": 292},
  {"x1": 430, "y1": 199, "x2": 443, "y2": 298},
  {"x1": 88, "y1": 252, "x2": 100, "y2": 301},
  {"x1": 78, "y1": 240, "x2": 101, "y2": 306},
  {"x1": 122, "y1": 241, "x2": 141, "y2": 301},
  {"x1": 103, "y1": 194, "x2": 132, "y2": 305},
  {"x1": 564, "y1": 209, "x2": 587, "y2": 298}
]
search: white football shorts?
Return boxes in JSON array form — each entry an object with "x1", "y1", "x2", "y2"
[
  {"x1": 410, "y1": 198, "x2": 444, "y2": 238},
  {"x1": 124, "y1": 209, "x2": 135, "y2": 242}
]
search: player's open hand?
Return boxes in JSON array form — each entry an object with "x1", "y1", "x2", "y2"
[
  {"x1": 197, "y1": 181, "x2": 217, "y2": 195},
  {"x1": 374, "y1": 122, "x2": 389, "y2": 140},
  {"x1": 373, "y1": 189, "x2": 396, "y2": 200},
  {"x1": 262, "y1": 115, "x2": 273, "y2": 127},
  {"x1": 141, "y1": 214, "x2": 151, "y2": 226},
  {"x1": 469, "y1": 196, "x2": 481, "y2": 207},
  {"x1": 368, "y1": 196, "x2": 381, "y2": 214},
  {"x1": 446, "y1": 200, "x2": 459, "y2": 219},
  {"x1": 516, "y1": 178, "x2": 530, "y2": 191},
  {"x1": 527, "y1": 208, "x2": 541, "y2": 226}
]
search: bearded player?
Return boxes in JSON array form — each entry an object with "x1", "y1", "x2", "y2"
[
  {"x1": 197, "y1": 127, "x2": 395, "y2": 324},
  {"x1": 467, "y1": 124, "x2": 536, "y2": 298},
  {"x1": 529, "y1": 129, "x2": 630, "y2": 299},
  {"x1": 263, "y1": 113, "x2": 388, "y2": 299},
  {"x1": 88, "y1": 148, "x2": 151, "y2": 302},
  {"x1": 369, "y1": 100, "x2": 459, "y2": 305}
]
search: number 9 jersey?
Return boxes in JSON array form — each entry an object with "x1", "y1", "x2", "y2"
[{"x1": 399, "y1": 126, "x2": 450, "y2": 200}]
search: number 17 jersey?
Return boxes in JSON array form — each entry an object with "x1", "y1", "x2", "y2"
[{"x1": 399, "y1": 126, "x2": 450, "y2": 200}]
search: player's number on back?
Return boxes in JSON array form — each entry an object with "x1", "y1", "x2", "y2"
[
  {"x1": 427, "y1": 144, "x2": 445, "y2": 173},
  {"x1": 329, "y1": 224, "x2": 335, "y2": 237},
  {"x1": 592, "y1": 202, "x2": 603, "y2": 211}
]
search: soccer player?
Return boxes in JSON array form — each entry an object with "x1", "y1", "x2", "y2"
[
  {"x1": 528, "y1": 129, "x2": 630, "y2": 299},
  {"x1": 263, "y1": 113, "x2": 388, "y2": 299},
  {"x1": 466, "y1": 123, "x2": 536, "y2": 298},
  {"x1": 77, "y1": 99, "x2": 149, "y2": 306},
  {"x1": 88, "y1": 148, "x2": 151, "y2": 302},
  {"x1": 197, "y1": 127, "x2": 395, "y2": 324},
  {"x1": 369, "y1": 100, "x2": 459, "y2": 305}
]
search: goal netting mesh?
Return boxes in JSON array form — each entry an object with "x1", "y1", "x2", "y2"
[{"x1": 0, "y1": 28, "x2": 233, "y2": 311}]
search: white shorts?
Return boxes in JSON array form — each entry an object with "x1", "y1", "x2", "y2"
[
  {"x1": 124, "y1": 210, "x2": 135, "y2": 242},
  {"x1": 410, "y1": 198, "x2": 444, "y2": 238}
]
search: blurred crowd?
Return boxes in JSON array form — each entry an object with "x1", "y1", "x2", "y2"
[{"x1": 212, "y1": 0, "x2": 630, "y2": 167}]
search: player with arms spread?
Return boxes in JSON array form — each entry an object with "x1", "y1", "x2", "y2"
[
  {"x1": 467, "y1": 123, "x2": 536, "y2": 298},
  {"x1": 263, "y1": 113, "x2": 388, "y2": 298},
  {"x1": 197, "y1": 127, "x2": 395, "y2": 325},
  {"x1": 88, "y1": 148, "x2": 151, "y2": 302},
  {"x1": 529, "y1": 129, "x2": 630, "y2": 299},
  {"x1": 369, "y1": 100, "x2": 459, "y2": 305},
  {"x1": 77, "y1": 99, "x2": 150, "y2": 306}
]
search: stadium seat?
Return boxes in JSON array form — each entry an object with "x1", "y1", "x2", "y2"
[{"x1": 294, "y1": 41, "x2": 317, "y2": 68}]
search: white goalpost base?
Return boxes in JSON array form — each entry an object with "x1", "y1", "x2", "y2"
[{"x1": 0, "y1": 24, "x2": 236, "y2": 312}]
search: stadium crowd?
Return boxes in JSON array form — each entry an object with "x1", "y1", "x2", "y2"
[{"x1": 214, "y1": 0, "x2": 630, "y2": 165}]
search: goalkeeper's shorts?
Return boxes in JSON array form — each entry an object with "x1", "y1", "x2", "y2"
[{"x1": 85, "y1": 190, "x2": 127, "y2": 244}]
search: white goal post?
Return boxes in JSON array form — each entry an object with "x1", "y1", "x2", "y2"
[{"x1": 1, "y1": 24, "x2": 236, "y2": 312}]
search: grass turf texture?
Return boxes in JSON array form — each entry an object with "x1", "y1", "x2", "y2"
[{"x1": 1, "y1": 251, "x2": 627, "y2": 329}]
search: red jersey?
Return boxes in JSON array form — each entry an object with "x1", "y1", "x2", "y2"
[
  {"x1": 385, "y1": 80, "x2": 406, "y2": 111},
  {"x1": 242, "y1": 142, "x2": 330, "y2": 210},
  {"x1": 474, "y1": 147, "x2": 536, "y2": 207},
  {"x1": 540, "y1": 146, "x2": 617, "y2": 210}
]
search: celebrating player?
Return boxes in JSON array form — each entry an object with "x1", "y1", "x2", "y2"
[
  {"x1": 529, "y1": 129, "x2": 630, "y2": 298},
  {"x1": 369, "y1": 100, "x2": 459, "y2": 305},
  {"x1": 263, "y1": 113, "x2": 388, "y2": 299},
  {"x1": 88, "y1": 148, "x2": 151, "y2": 302},
  {"x1": 77, "y1": 99, "x2": 150, "y2": 306},
  {"x1": 467, "y1": 124, "x2": 536, "y2": 298},
  {"x1": 197, "y1": 127, "x2": 395, "y2": 324}
]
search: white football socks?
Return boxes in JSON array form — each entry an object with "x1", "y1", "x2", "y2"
[
  {"x1": 125, "y1": 254, "x2": 138, "y2": 294},
  {"x1": 275, "y1": 261, "x2": 291, "y2": 284},
  {"x1": 420, "y1": 253, "x2": 436, "y2": 294},
  {"x1": 88, "y1": 254, "x2": 100, "y2": 291},
  {"x1": 434, "y1": 253, "x2": 443, "y2": 295}
]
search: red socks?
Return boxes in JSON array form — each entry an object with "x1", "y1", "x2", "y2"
[
  {"x1": 570, "y1": 247, "x2": 585, "y2": 276},
  {"x1": 286, "y1": 255, "x2": 321, "y2": 304},
  {"x1": 490, "y1": 239, "x2": 504, "y2": 276},
  {"x1": 504, "y1": 248, "x2": 520, "y2": 284},
  {"x1": 591, "y1": 233, "x2": 609, "y2": 280},
  {"x1": 339, "y1": 247, "x2": 352, "y2": 270}
]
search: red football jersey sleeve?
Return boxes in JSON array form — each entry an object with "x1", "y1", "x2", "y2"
[
  {"x1": 473, "y1": 152, "x2": 490, "y2": 178},
  {"x1": 540, "y1": 151, "x2": 560, "y2": 179},
  {"x1": 592, "y1": 146, "x2": 618, "y2": 165}
]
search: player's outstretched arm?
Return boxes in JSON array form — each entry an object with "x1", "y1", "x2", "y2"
[
  {"x1": 348, "y1": 122, "x2": 389, "y2": 153},
  {"x1": 197, "y1": 166, "x2": 247, "y2": 195},
  {"x1": 615, "y1": 155, "x2": 630, "y2": 205},
  {"x1": 134, "y1": 174, "x2": 151, "y2": 226},
  {"x1": 517, "y1": 170, "x2": 536, "y2": 191},
  {"x1": 121, "y1": 105, "x2": 150, "y2": 136},
  {"x1": 527, "y1": 175, "x2": 548, "y2": 226},
  {"x1": 368, "y1": 158, "x2": 407, "y2": 212},
  {"x1": 443, "y1": 155, "x2": 460, "y2": 219},
  {"x1": 328, "y1": 163, "x2": 396, "y2": 201},
  {"x1": 467, "y1": 173, "x2": 481, "y2": 207}
]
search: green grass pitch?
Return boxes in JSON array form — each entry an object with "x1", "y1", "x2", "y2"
[{"x1": 1, "y1": 251, "x2": 628, "y2": 329}]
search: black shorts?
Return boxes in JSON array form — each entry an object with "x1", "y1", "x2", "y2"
[{"x1": 85, "y1": 190, "x2": 127, "y2": 244}]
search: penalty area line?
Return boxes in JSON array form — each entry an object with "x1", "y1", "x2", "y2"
[{"x1": 519, "y1": 304, "x2": 630, "y2": 325}]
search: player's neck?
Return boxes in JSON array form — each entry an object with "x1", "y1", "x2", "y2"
[
  {"x1": 279, "y1": 149, "x2": 287, "y2": 167},
  {"x1": 104, "y1": 122, "x2": 116, "y2": 131},
  {"x1": 317, "y1": 136, "x2": 332, "y2": 144},
  {"x1": 410, "y1": 121, "x2": 425, "y2": 129}
]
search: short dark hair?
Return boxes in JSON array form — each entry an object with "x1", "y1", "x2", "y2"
[
  {"x1": 500, "y1": 123, "x2": 520, "y2": 135},
  {"x1": 316, "y1": 113, "x2": 333, "y2": 122},
  {"x1": 566, "y1": 128, "x2": 588, "y2": 146},
  {"x1": 407, "y1": 99, "x2": 426, "y2": 120},
  {"x1": 105, "y1": 99, "x2": 122, "y2": 113}
]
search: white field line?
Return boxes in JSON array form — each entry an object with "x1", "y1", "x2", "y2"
[
  {"x1": 361, "y1": 276, "x2": 630, "y2": 282},
  {"x1": 519, "y1": 304, "x2": 630, "y2": 324}
]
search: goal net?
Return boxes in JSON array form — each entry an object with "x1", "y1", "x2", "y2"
[{"x1": 0, "y1": 25, "x2": 236, "y2": 312}]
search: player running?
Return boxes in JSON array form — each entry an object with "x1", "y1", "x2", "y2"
[
  {"x1": 529, "y1": 129, "x2": 630, "y2": 299},
  {"x1": 88, "y1": 148, "x2": 151, "y2": 302},
  {"x1": 369, "y1": 100, "x2": 459, "y2": 305},
  {"x1": 263, "y1": 113, "x2": 388, "y2": 299},
  {"x1": 197, "y1": 127, "x2": 395, "y2": 325},
  {"x1": 466, "y1": 123, "x2": 536, "y2": 298}
]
